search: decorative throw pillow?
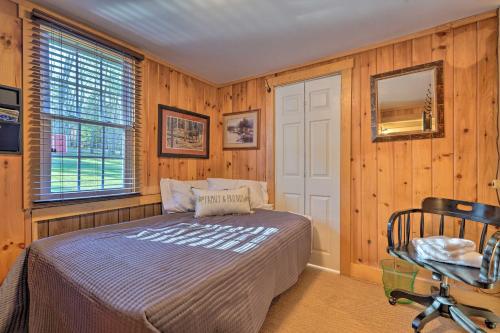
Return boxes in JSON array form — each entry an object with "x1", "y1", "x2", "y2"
[
  {"x1": 160, "y1": 178, "x2": 208, "y2": 213},
  {"x1": 192, "y1": 187, "x2": 251, "y2": 218},
  {"x1": 207, "y1": 178, "x2": 268, "y2": 209}
]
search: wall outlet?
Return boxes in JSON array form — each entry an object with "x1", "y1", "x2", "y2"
[{"x1": 491, "y1": 179, "x2": 500, "y2": 189}]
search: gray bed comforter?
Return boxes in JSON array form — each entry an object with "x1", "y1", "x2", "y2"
[{"x1": 0, "y1": 209, "x2": 311, "y2": 333}]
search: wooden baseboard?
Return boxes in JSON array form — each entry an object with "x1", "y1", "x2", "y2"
[
  {"x1": 308, "y1": 263, "x2": 340, "y2": 275},
  {"x1": 348, "y1": 262, "x2": 497, "y2": 298},
  {"x1": 350, "y1": 262, "x2": 444, "y2": 287},
  {"x1": 350, "y1": 263, "x2": 383, "y2": 284}
]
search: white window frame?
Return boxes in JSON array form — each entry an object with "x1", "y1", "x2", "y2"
[{"x1": 36, "y1": 28, "x2": 136, "y2": 203}]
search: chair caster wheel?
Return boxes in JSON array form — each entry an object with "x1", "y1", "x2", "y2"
[
  {"x1": 485, "y1": 320, "x2": 496, "y2": 329},
  {"x1": 389, "y1": 297, "x2": 397, "y2": 305}
]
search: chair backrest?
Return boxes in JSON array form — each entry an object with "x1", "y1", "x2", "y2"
[
  {"x1": 420, "y1": 197, "x2": 500, "y2": 254},
  {"x1": 387, "y1": 197, "x2": 500, "y2": 284},
  {"x1": 422, "y1": 197, "x2": 500, "y2": 227}
]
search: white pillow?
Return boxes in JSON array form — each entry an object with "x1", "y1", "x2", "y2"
[
  {"x1": 160, "y1": 178, "x2": 208, "y2": 213},
  {"x1": 260, "y1": 203, "x2": 274, "y2": 210},
  {"x1": 207, "y1": 178, "x2": 268, "y2": 209},
  {"x1": 193, "y1": 187, "x2": 251, "y2": 218}
]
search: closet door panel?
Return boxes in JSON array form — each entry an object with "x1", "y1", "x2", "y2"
[
  {"x1": 305, "y1": 75, "x2": 341, "y2": 271},
  {"x1": 275, "y1": 82, "x2": 305, "y2": 214},
  {"x1": 310, "y1": 120, "x2": 330, "y2": 177},
  {"x1": 310, "y1": 195, "x2": 331, "y2": 253}
]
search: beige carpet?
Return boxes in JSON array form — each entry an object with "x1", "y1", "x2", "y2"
[{"x1": 261, "y1": 267, "x2": 500, "y2": 333}]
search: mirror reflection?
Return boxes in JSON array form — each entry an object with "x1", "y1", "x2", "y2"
[
  {"x1": 378, "y1": 69, "x2": 435, "y2": 134},
  {"x1": 371, "y1": 61, "x2": 443, "y2": 142}
]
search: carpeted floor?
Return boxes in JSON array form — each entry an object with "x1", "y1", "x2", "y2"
[{"x1": 260, "y1": 267, "x2": 500, "y2": 333}]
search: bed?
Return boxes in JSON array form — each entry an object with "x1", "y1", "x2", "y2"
[{"x1": 0, "y1": 209, "x2": 311, "y2": 333}]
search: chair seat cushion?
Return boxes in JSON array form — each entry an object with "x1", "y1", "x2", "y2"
[{"x1": 389, "y1": 244, "x2": 494, "y2": 289}]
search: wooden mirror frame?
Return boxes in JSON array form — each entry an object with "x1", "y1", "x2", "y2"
[{"x1": 370, "y1": 60, "x2": 444, "y2": 142}]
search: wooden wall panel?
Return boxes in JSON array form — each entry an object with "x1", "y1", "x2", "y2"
[
  {"x1": 35, "y1": 203, "x2": 160, "y2": 240},
  {"x1": 37, "y1": 221, "x2": 48, "y2": 239},
  {"x1": 206, "y1": 83, "x2": 221, "y2": 177},
  {"x1": 265, "y1": 79, "x2": 275, "y2": 203},
  {"x1": 144, "y1": 204, "x2": 155, "y2": 218},
  {"x1": 392, "y1": 41, "x2": 414, "y2": 242},
  {"x1": 454, "y1": 24, "x2": 479, "y2": 242},
  {"x1": 94, "y1": 210, "x2": 119, "y2": 227},
  {"x1": 194, "y1": 80, "x2": 205, "y2": 179},
  {"x1": 350, "y1": 54, "x2": 362, "y2": 264},
  {"x1": 140, "y1": 59, "x2": 222, "y2": 194},
  {"x1": 220, "y1": 79, "x2": 267, "y2": 182},
  {"x1": 411, "y1": 36, "x2": 434, "y2": 238},
  {"x1": 360, "y1": 50, "x2": 379, "y2": 266},
  {"x1": 245, "y1": 79, "x2": 257, "y2": 180},
  {"x1": 219, "y1": 86, "x2": 233, "y2": 177},
  {"x1": 129, "y1": 206, "x2": 145, "y2": 220},
  {"x1": 135, "y1": 51, "x2": 223, "y2": 195},
  {"x1": 145, "y1": 61, "x2": 160, "y2": 193},
  {"x1": 49, "y1": 216, "x2": 80, "y2": 236},
  {"x1": 158, "y1": 64, "x2": 171, "y2": 179},
  {"x1": 0, "y1": 0, "x2": 24, "y2": 282},
  {"x1": 232, "y1": 83, "x2": 247, "y2": 179},
  {"x1": 477, "y1": 18, "x2": 499, "y2": 244},
  {"x1": 153, "y1": 203, "x2": 162, "y2": 216},
  {"x1": 256, "y1": 78, "x2": 267, "y2": 181},
  {"x1": 431, "y1": 30, "x2": 455, "y2": 237},
  {"x1": 80, "y1": 213, "x2": 95, "y2": 229},
  {"x1": 375, "y1": 45, "x2": 394, "y2": 262},
  {"x1": 118, "y1": 208, "x2": 130, "y2": 223},
  {"x1": 220, "y1": 16, "x2": 499, "y2": 272}
]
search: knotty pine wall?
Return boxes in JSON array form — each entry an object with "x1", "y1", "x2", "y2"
[
  {"x1": 219, "y1": 79, "x2": 268, "y2": 182},
  {"x1": 141, "y1": 60, "x2": 222, "y2": 195},
  {"x1": 0, "y1": 0, "x2": 24, "y2": 283},
  {"x1": 220, "y1": 16, "x2": 499, "y2": 272},
  {"x1": 351, "y1": 18, "x2": 498, "y2": 271},
  {"x1": 35, "y1": 203, "x2": 163, "y2": 239}
]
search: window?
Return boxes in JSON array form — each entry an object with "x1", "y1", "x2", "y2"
[{"x1": 30, "y1": 15, "x2": 142, "y2": 202}]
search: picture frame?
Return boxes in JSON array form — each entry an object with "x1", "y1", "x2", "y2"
[
  {"x1": 223, "y1": 109, "x2": 260, "y2": 150},
  {"x1": 158, "y1": 104, "x2": 210, "y2": 158}
]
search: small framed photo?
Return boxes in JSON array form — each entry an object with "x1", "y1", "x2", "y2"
[
  {"x1": 223, "y1": 109, "x2": 260, "y2": 150},
  {"x1": 158, "y1": 105, "x2": 210, "y2": 158}
]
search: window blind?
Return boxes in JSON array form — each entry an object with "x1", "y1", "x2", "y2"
[{"x1": 29, "y1": 17, "x2": 142, "y2": 203}]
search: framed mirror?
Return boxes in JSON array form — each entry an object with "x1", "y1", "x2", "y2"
[{"x1": 371, "y1": 60, "x2": 444, "y2": 142}]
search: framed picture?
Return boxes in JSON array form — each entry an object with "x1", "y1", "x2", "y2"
[
  {"x1": 223, "y1": 109, "x2": 260, "y2": 150},
  {"x1": 158, "y1": 105, "x2": 210, "y2": 158}
]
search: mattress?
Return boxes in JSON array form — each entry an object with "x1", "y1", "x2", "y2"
[{"x1": 0, "y1": 209, "x2": 311, "y2": 333}]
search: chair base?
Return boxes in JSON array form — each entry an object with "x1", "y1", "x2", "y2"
[{"x1": 389, "y1": 282, "x2": 499, "y2": 333}]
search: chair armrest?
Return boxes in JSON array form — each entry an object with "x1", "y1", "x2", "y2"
[
  {"x1": 479, "y1": 231, "x2": 500, "y2": 284},
  {"x1": 387, "y1": 208, "x2": 422, "y2": 251}
]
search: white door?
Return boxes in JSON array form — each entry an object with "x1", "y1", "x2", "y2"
[
  {"x1": 275, "y1": 75, "x2": 341, "y2": 271},
  {"x1": 305, "y1": 75, "x2": 341, "y2": 271},
  {"x1": 275, "y1": 82, "x2": 305, "y2": 214}
]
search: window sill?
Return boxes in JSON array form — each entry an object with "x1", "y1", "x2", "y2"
[
  {"x1": 31, "y1": 193, "x2": 161, "y2": 222},
  {"x1": 32, "y1": 192, "x2": 141, "y2": 208}
]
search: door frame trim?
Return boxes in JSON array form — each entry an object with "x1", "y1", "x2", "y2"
[{"x1": 266, "y1": 58, "x2": 353, "y2": 276}]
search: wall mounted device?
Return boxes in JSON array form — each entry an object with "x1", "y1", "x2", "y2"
[{"x1": 0, "y1": 84, "x2": 22, "y2": 154}]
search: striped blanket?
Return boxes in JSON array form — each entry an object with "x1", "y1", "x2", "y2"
[{"x1": 0, "y1": 209, "x2": 311, "y2": 333}]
